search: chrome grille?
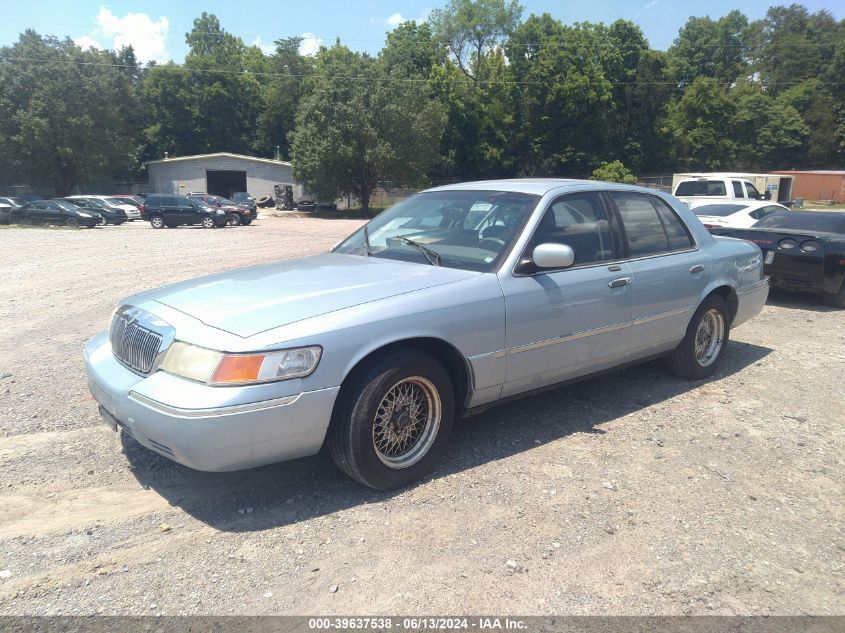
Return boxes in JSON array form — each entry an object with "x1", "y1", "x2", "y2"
[{"x1": 110, "y1": 314, "x2": 163, "y2": 374}]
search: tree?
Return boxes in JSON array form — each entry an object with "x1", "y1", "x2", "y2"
[
  {"x1": 668, "y1": 11, "x2": 750, "y2": 88},
  {"x1": 254, "y1": 37, "x2": 315, "y2": 159},
  {"x1": 0, "y1": 30, "x2": 141, "y2": 194},
  {"x1": 590, "y1": 160, "x2": 636, "y2": 184},
  {"x1": 141, "y1": 13, "x2": 262, "y2": 159},
  {"x1": 666, "y1": 77, "x2": 737, "y2": 170},
  {"x1": 430, "y1": 0, "x2": 522, "y2": 83},
  {"x1": 290, "y1": 45, "x2": 446, "y2": 214},
  {"x1": 506, "y1": 15, "x2": 616, "y2": 175}
]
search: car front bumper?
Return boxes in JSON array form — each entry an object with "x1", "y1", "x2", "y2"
[{"x1": 84, "y1": 331, "x2": 339, "y2": 471}]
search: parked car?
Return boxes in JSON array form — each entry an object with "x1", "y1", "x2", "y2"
[
  {"x1": 62, "y1": 198, "x2": 128, "y2": 225},
  {"x1": 673, "y1": 176, "x2": 767, "y2": 210},
  {"x1": 711, "y1": 211, "x2": 845, "y2": 307},
  {"x1": 0, "y1": 196, "x2": 26, "y2": 209},
  {"x1": 17, "y1": 199, "x2": 100, "y2": 228},
  {"x1": 67, "y1": 195, "x2": 140, "y2": 221},
  {"x1": 189, "y1": 194, "x2": 257, "y2": 226},
  {"x1": 295, "y1": 199, "x2": 338, "y2": 213},
  {"x1": 0, "y1": 202, "x2": 12, "y2": 225},
  {"x1": 142, "y1": 194, "x2": 228, "y2": 229},
  {"x1": 109, "y1": 195, "x2": 145, "y2": 209},
  {"x1": 232, "y1": 192, "x2": 257, "y2": 213},
  {"x1": 84, "y1": 180, "x2": 768, "y2": 489},
  {"x1": 693, "y1": 201, "x2": 790, "y2": 229}
]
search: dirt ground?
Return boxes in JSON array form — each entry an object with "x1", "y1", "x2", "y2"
[{"x1": 0, "y1": 215, "x2": 842, "y2": 616}]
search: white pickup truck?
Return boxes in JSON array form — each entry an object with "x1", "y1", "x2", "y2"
[{"x1": 673, "y1": 176, "x2": 767, "y2": 209}]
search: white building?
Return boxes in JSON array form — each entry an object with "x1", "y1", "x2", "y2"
[{"x1": 145, "y1": 152, "x2": 303, "y2": 200}]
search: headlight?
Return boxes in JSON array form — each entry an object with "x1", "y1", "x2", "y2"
[
  {"x1": 159, "y1": 342, "x2": 321, "y2": 385},
  {"x1": 215, "y1": 209, "x2": 225, "y2": 215}
]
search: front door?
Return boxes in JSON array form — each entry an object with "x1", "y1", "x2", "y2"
[{"x1": 498, "y1": 191, "x2": 633, "y2": 397}]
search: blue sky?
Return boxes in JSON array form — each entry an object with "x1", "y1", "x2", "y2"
[{"x1": 1, "y1": 0, "x2": 843, "y2": 63}]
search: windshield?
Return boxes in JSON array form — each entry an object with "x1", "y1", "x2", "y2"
[
  {"x1": 754, "y1": 212, "x2": 845, "y2": 234},
  {"x1": 56, "y1": 201, "x2": 82, "y2": 212},
  {"x1": 104, "y1": 198, "x2": 126, "y2": 206},
  {"x1": 693, "y1": 204, "x2": 748, "y2": 217},
  {"x1": 675, "y1": 180, "x2": 727, "y2": 196},
  {"x1": 333, "y1": 190, "x2": 540, "y2": 272}
]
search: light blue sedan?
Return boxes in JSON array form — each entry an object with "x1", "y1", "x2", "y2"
[{"x1": 84, "y1": 180, "x2": 768, "y2": 489}]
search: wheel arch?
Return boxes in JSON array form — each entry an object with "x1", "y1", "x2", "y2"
[
  {"x1": 701, "y1": 283, "x2": 739, "y2": 324},
  {"x1": 335, "y1": 337, "x2": 473, "y2": 415}
]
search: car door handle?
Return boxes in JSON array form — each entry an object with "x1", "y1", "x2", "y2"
[
  {"x1": 608, "y1": 277, "x2": 632, "y2": 288},
  {"x1": 689, "y1": 264, "x2": 704, "y2": 273}
]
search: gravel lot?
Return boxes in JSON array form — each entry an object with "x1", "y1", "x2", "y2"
[{"x1": 0, "y1": 215, "x2": 842, "y2": 616}]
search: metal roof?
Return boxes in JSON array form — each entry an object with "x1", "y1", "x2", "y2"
[{"x1": 145, "y1": 152, "x2": 292, "y2": 167}]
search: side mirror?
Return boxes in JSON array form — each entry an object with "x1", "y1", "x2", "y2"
[{"x1": 533, "y1": 243, "x2": 575, "y2": 269}]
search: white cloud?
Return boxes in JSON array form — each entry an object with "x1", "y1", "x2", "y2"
[
  {"x1": 386, "y1": 13, "x2": 406, "y2": 27},
  {"x1": 644, "y1": 0, "x2": 659, "y2": 9},
  {"x1": 73, "y1": 35, "x2": 103, "y2": 50},
  {"x1": 252, "y1": 36, "x2": 275, "y2": 55},
  {"x1": 298, "y1": 32, "x2": 323, "y2": 56},
  {"x1": 94, "y1": 7, "x2": 170, "y2": 64}
]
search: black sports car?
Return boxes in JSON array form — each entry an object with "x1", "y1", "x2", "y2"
[{"x1": 711, "y1": 211, "x2": 845, "y2": 307}]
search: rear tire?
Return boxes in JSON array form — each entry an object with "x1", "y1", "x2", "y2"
[
  {"x1": 328, "y1": 350, "x2": 454, "y2": 490},
  {"x1": 150, "y1": 215, "x2": 165, "y2": 229},
  {"x1": 664, "y1": 294, "x2": 730, "y2": 380},
  {"x1": 823, "y1": 281, "x2": 845, "y2": 308}
]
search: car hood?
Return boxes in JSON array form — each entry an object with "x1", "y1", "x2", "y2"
[{"x1": 137, "y1": 253, "x2": 480, "y2": 337}]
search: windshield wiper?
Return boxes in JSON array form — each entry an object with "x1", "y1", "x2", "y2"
[
  {"x1": 362, "y1": 225, "x2": 373, "y2": 256},
  {"x1": 398, "y1": 236, "x2": 441, "y2": 266}
]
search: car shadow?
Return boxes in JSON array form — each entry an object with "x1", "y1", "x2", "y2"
[
  {"x1": 766, "y1": 289, "x2": 840, "y2": 312},
  {"x1": 122, "y1": 342, "x2": 773, "y2": 533}
]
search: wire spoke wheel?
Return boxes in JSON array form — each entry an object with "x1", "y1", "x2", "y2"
[
  {"x1": 372, "y1": 376, "x2": 441, "y2": 469},
  {"x1": 694, "y1": 309, "x2": 724, "y2": 367}
]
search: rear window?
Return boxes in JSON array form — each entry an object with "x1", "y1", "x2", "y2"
[
  {"x1": 753, "y1": 212, "x2": 845, "y2": 234},
  {"x1": 693, "y1": 204, "x2": 748, "y2": 217},
  {"x1": 675, "y1": 180, "x2": 727, "y2": 196},
  {"x1": 148, "y1": 196, "x2": 175, "y2": 207}
]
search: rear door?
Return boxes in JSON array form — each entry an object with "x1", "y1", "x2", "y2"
[
  {"x1": 176, "y1": 196, "x2": 198, "y2": 224},
  {"x1": 608, "y1": 192, "x2": 705, "y2": 359}
]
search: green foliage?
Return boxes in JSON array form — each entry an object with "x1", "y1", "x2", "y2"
[
  {"x1": 2, "y1": 3, "x2": 844, "y2": 194},
  {"x1": 289, "y1": 45, "x2": 446, "y2": 214},
  {"x1": 0, "y1": 30, "x2": 141, "y2": 194},
  {"x1": 590, "y1": 160, "x2": 637, "y2": 184},
  {"x1": 430, "y1": 0, "x2": 522, "y2": 82}
]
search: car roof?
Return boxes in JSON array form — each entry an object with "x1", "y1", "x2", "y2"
[
  {"x1": 695, "y1": 200, "x2": 784, "y2": 211},
  {"x1": 425, "y1": 178, "x2": 657, "y2": 197}
]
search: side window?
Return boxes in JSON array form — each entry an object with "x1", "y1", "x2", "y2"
[
  {"x1": 745, "y1": 183, "x2": 762, "y2": 200},
  {"x1": 612, "y1": 192, "x2": 671, "y2": 257},
  {"x1": 651, "y1": 197, "x2": 694, "y2": 250},
  {"x1": 748, "y1": 208, "x2": 765, "y2": 220},
  {"x1": 530, "y1": 192, "x2": 614, "y2": 266},
  {"x1": 177, "y1": 197, "x2": 194, "y2": 209},
  {"x1": 732, "y1": 181, "x2": 745, "y2": 198}
]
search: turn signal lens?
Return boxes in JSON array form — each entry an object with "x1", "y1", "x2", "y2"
[{"x1": 211, "y1": 354, "x2": 265, "y2": 384}]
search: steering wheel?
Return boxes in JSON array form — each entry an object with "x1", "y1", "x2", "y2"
[{"x1": 478, "y1": 237, "x2": 506, "y2": 252}]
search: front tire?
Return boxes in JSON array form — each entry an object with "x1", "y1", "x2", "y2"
[
  {"x1": 201, "y1": 216, "x2": 216, "y2": 229},
  {"x1": 150, "y1": 215, "x2": 165, "y2": 229},
  {"x1": 227, "y1": 213, "x2": 241, "y2": 226},
  {"x1": 242, "y1": 219, "x2": 253, "y2": 226},
  {"x1": 66, "y1": 217, "x2": 79, "y2": 228},
  {"x1": 664, "y1": 294, "x2": 730, "y2": 379},
  {"x1": 328, "y1": 350, "x2": 454, "y2": 490}
]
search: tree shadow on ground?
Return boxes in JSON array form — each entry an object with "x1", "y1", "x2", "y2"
[{"x1": 122, "y1": 342, "x2": 773, "y2": 533}]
